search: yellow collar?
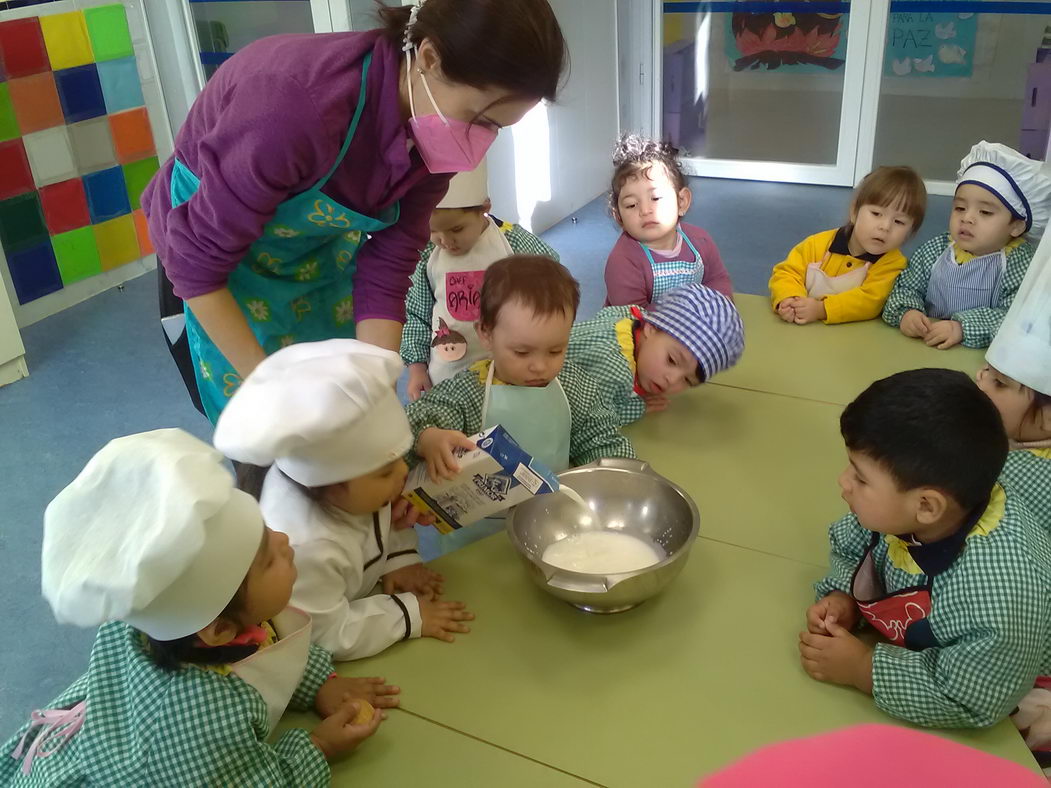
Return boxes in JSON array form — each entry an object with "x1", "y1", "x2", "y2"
[
  {"x1": 613, "y1": 317, "x2": 638, "y2": 374},
  {"x1": 885, "y1": 484, "x2": 1005, "y2": 574},
  {"x1": 471, "y1": 358, "x2": 512, "y2": 386},
  {"x1": 952, "y1": 236, "x2": 1024, "y2": 264}
]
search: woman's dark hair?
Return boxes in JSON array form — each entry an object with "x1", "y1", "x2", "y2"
[
  {"x1": 840, "y1": 369, "x2": 1008, "y2": 512},
  {"x1": 145, "y1": 582, "x2": 257, "y2": 671},
  {"x1": 378, "y1": 0, "x2": 567, "y2": 103},
  {"x1": 609, "y1": 133, "x2": 688, "y2": 216}
]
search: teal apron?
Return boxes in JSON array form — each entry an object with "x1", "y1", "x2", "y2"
[
  {"x1": 644, "y1": 226, "x2": 703, "y2": 302},
  {"x1": 172, "y1": 53, "x2": 399, "y2": 423},
  {"x1": 421, "y1": 363, "x2": 572, "y2": 557}
]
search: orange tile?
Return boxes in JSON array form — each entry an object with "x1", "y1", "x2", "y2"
[
  {"x1": 133, "y1": 209, "x2": 153, "y2": 255},
  {"x1": 108, "y1": 107, "x2": 154, "y2": 164},
  {"x1": 7, "y1": 73, "x2": 64, "y2": 134}
]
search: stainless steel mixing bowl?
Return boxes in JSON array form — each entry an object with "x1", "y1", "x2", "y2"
[{"x1": 506, "y1": 457, "x2": 700, "y2": 613}]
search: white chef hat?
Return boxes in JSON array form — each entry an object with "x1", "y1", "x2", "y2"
[
  {"x1": 957, "y1": 141, "x2": 1051, "y2": 240},
  {"x1": 987, "y1": 229, "x2": 1051, "y2": 395},
  {"x1": 213, "y1": 339, "x2": 412, "y2": 487},
  {"x1": 437, "y1": 159, "x2": 489, "y2": 209},
  {"x1": 42, "y1": 429, "x2": 263, "y2": 641}
]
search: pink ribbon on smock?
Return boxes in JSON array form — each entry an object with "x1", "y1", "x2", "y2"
[{"x1": 10, "y1": 700, "x2": 86, "y2": 775}]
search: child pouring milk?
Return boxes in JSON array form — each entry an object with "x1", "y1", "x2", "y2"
[
  {"x1": 2, "y1": 430, "x2": 388, "y2": 785},
  {"x1": 976, "y1": 230, "x2": 1051, "y2": 535},
  {"x1": 883, "y1": 141, "x2": 1051, "y2": 349},
  {"x1": 567, "y1": 283, "x2": 745, "y2": 424},
  {"x1": 214, "y1": 339, "x2": 473, "y2": 661},
  {"x1": 769, "y1": 166, "x2": 926, "y2": 324},
  {"x1": 401, "y1": 160, "x2": 560, "y2": 400}
]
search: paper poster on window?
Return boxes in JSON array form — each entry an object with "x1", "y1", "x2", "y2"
[
  {"x1": 725, "y1": 10, "x2": 848, "y2": 73},
  {"x1": 884, "y1": 11, "x2": 977, "y2": 78}
]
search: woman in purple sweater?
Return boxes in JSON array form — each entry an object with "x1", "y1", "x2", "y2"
[{"x1": 144, "y1": 0, "x2": 566, "y2": 422}]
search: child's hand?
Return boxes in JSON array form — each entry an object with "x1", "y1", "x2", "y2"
[
  {"x1": 805, "y1": 591, "x2": 858, "y2": 635},
  {"x1": 416, "y1": 428, "x2": 476, "y2": 482},
  {"x1": 644, "y1": 393, "x2": 670, "y2": 413},
  {"x1": 407, "y1": 363, "x2": 433, "y2": 402},
  {"x1": 383, "y1": 563, "x2": 444, "y2": 599},
  {"x1": 923, "y1": 319, "x2": 963, "y2": 350},
  {"x1": 798, "y1": 618, "x2": 873, "y2": 694},
  {"x1": 390, "y1": 497, "x2": 436, "y2": 531},
  {"x1": 315, "y1": 675, "x2": 400, "y2": 718},
  {"x1": 310, "y1": 698, "x2": 385, "y2": 760},
  {"x1": 899, "y1": 309, "x2": 931, "y2": 338},
  {"x1": 776, "y1": 298, "x2": 800, "y2": 323},
  {"x1": 792, "y1": 297, "x2": 826, "y2": 325},
  {"x1": 419, "y1": 598, "x2": 474, "y2": 642}
]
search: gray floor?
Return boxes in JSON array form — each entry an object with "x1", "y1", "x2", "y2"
[{"x1": 0, "y1": 177, "x2": 950, "y2": 734}]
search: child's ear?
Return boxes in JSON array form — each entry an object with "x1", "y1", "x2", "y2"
[
  {"x1": 475, "y1": 321, "x2": 493, "y2": 351},
  {"x1": 914, "y1": 487, "x2": 949, "y2": 526},
  {"x1": 481, "y1": 198, "x2": 492, "y2": 214},
  {"x1": 1037, "y1": 400, "x2": 1051, "y2": 436},
  {"x1": 1008, "y1": 217, "x2": 1027, "y2": 238},
  {"x1": 197, "y1": 616, "x2": 240, "y2": 647},
  {"x1": 676, "y1": 187, "x2": 692, "y2": 217}
]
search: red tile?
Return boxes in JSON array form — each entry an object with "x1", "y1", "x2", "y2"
[
  {"x1": 39, "y1": 178, "x2": 91, "y2": 234},
  {"x1": 0, "y1": 139, "x2": 34, "y2": 200},
  {"x1": 133, "y1": 209, "x2": 153, "y2": 255},
  {"x1": 0, "y1": 19, "x2": 51, "y2": 79}
]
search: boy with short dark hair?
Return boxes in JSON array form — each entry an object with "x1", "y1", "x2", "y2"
[{"x1": 800, "y1": 369, "x2": 1051, "y2": 735}]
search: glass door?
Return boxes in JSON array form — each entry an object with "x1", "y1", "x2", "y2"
[
  {"x1": 857, "y1": 0, "x2": 1051, "y2": 194},
  {"x1": 658, "y1": 0, "x2": 874, "y2": 186}
]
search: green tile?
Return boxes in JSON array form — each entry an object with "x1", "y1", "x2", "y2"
[
  {"x1": 0, "y1": 193, "x2": 48, "y2": 253},
  {"x1": 85, "y1": 5, "x2": 134, "y2": 62},
  {"x1": 123, "y1": 155, "x2": 158, "y2": 210},
  {"x1": 52, "y1": 226, "x2": 101, "y2": 285},
  {"x1": 0, "y1": 83, "x2": 21, "y2": 142}
]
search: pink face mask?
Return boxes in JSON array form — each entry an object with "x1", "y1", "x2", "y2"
[{"x1": 406, "y1": 49, "x2": 497, "y2": 174}]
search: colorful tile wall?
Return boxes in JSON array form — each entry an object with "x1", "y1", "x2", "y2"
[{"x1": 0, "y1": 5, "x2": 158, "y2": 304}]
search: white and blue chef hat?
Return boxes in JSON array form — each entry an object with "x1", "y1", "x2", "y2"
[
  {"x1": 42, "y1": 429, "x2": 263, "y2": 641},
  {"x1": 437, "y1": 159, "x2": 489, "y2": 209},
  {"x1": 957, "y1": 141, "x2": 1051, "y2": 240},
  {"x1": 645, "y1": 284, "x2": 745, "y2": 381},
  {"x1": 214, "y1": 339, "x2": 412, "y2": 487},
  {"x1": 987, "y1": 229, "x2": 1051, "y2": 395}
]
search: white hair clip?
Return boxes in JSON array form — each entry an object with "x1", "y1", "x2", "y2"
[{"x1": 402, "y1": 0, "x2": 425, "y2": 53}]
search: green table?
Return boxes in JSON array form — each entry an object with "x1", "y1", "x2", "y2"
[
  {"x1": 717, "y1": 295, "x2": 985, "y2": 405},
  {"x1": 626, "y1": 383, "x2": 847, "y2": 565},
  {"x1": 276, "y1": 703, "x2": 595, "y2": 786},
  {"x1": 327, "y1": 535, "x2": 1037, "y2": 786}
]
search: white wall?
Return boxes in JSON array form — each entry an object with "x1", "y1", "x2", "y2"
[{"x1": 487, "y1": 0, "x2": 619, "y2": 234}]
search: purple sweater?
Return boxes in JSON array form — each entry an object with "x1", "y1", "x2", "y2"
[
  {"x1": 142, "y1": 31, "x2": 451, "y2": 323},
  {"x1": 603, "y1": 222, "x2": 734, "y2": 310}
]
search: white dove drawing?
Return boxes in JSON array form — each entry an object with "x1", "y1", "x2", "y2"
[
  {"x1": 939, "y1": 44, "x2": 966, "y2": 65},
  {"x1": 958, "y1": 12, "x2": 974, "y2": 19},
  {"x1": 913, "y1": 55, "x2": 935, "y2": 73},
  {"x1": 935, "y1": 22, "x2": 956, "y2": 39},
  {"x1": 892, "y1": 57, "x2": 912, "y2": 76}
]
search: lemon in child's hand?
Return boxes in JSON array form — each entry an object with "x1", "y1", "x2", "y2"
[{"x1": 353, "y1": 700, "x2": 375, "y2": 725}]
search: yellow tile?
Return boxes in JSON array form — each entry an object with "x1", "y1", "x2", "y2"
[
  {"x1": 93, "y1": 214, "x2": 140, "y2": 271},
  {"x1": 40, "y1": 12, "x2": 94, "y2": 71}
]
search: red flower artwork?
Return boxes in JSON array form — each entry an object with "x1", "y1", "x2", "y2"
[{"x1": 731, "y1": 9, "x2": 844, "y2": 71}]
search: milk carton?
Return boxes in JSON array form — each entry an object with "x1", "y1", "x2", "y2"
[{"x1": 403, "y1": 425, "x2": 558, "y2": 533}]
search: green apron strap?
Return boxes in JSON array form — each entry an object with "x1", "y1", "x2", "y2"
[{"x1": 315, "y1": 52, "x2": 373, "y2": 190}]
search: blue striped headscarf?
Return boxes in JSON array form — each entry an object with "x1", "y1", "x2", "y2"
[{"x1": 646, "y1": 284, "x2": 745, "y2": 381}]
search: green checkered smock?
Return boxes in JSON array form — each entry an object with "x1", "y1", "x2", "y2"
[
  {"x1": 1003, "y1": 448, "x2": 1051, "y2": 535},
  {"x1": 1, "y1": 621, "x2": 334, "y2": 786},
  {"x1": 400, "y1": 220, "x2": 560, "y2": 366},
  {"x1": 567, "y1": 305, "x2": 646, "y2": 426},
  {"x1": 814, "y1": 483, "x2": 1051, "y2": 728},
  {"x1": 405, "y1": 359, "x2": 635, "y2": 467},
  {"x1": 881, "y1": 233, "x2": 1036, "y2": 348}
]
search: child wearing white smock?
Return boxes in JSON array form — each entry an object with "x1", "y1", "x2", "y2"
[{"x1": 214, "y1": 339, "x2": 473, "y2": 661}]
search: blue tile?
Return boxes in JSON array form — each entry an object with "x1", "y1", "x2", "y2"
[
  {"x1": 8, "y1": 241, "x2": 62, "y2": 304},
  {"x1": 83, "y1": 166, "x2": 130, "y2": 223},
  {"x1": 54, "y1": 64, "x2": 106, "y2": 124},
  {"x1": 96, "y1": 57, "x2": 143, "y2": 115}
]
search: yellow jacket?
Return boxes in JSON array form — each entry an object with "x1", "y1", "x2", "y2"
[{"x1": 768, "y1": 227, "x2": 907, "y2": 324}]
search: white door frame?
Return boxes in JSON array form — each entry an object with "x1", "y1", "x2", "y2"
[{"x1": 653, "y1": 0, "x2": 875, "y2": 187}]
